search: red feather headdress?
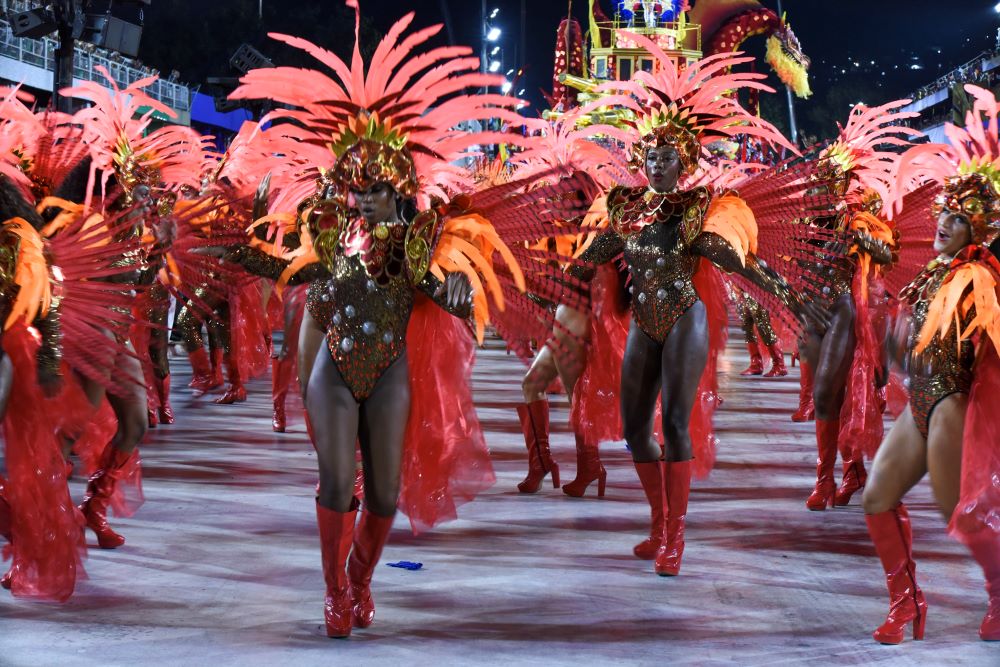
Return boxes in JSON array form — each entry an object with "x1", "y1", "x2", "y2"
[
  {"x1": 589, "y1": 36, "x2": 797, "y2": 174},
  {"x1": 230, "y1": 1, "x2": 526, "y2": 208},
  {"x1": 895, "y1": 85, "x2": 1000, "y2": 246},
  {"x1": 63, "y1": 66, "x2": 205, "y2": 210},
  {"x1": 815, "y1": 99, "x2": 921, "y2": 208}
]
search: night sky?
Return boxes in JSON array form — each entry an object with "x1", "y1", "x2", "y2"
[{"x1": 139, "y1": 0, "x2": 1000, "y2": 136}]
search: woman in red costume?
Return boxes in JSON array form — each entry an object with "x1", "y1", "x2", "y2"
[
  {"x1": 796, "y1": 102, "x2": 920, "y2": 511},
  {"x1": 59, "y1": 70, "x2": 203, "y2": 549},
  {"x1": 0, "y1": 178, "x2": 85, "y2": 602},
  {"x1": 224, "y1": 2, "x2": 590, "y2": 637},
  {"x1": 0, "y1": 87, "x2": 148, "y2": 598},
  {"x1": 860, "y1": 84, "x2": 1000, "y2": 644},
  {"x1": 506, "y1": 107, "x2": 640, "y2": 497},
  {"x1": 565, "y1": 40, "x2": 832, "y2": 575}
]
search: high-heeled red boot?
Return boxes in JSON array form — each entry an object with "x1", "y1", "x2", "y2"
[
  {"x1": 271, "y1": 356, "x2": 294, "y2": 432},
  {"x1": 187, "y1": 348, "x2": 217, "y2": 393},
  {"x1": 762, "y1": 342, "x2": 787, "y2": 377},
  {"x1": 562, "y1": 434, "x2": 606, "y2": 498},
  {"x1": 154, "y1": 375, "x2": 174, "y2": 424},
  {"x1": 964, "y1": 531, "x2": 1000, "y2": 640},
  {"x1": 516, "y1": 400, "x2": 560, "y2": 493},
  {"x1": 791, "y1": 361, "x2": 815, "y2": 422},
  {"x1": 834, "y1": 444, "x2": 867, "y2": 507},
  {"x1": 806, "y1": 419, "x2": 838, "y2": 511},
  {"x1": 316, "y1": 502, "x2": 356, "y2": 638},
  {"x1": 347, "y1": 510, "x2": 394, "y2": 628},
  {"x1": 655, "y1": 460, "x2": 691, "y2": 576},
  {"x1": 209, "y1": 347, "x2": 225, "y2": 388},
  {"x1": 865, "y1": 505, "x2": 926, "y2": 644},
  {"x1": 80, "y1": 446, "x2": 135, "y2": 549},
  {"x1": 216, "y1": 353, "x2": 247, "y2": 404},
  {"x1": 740, "y1": 342, "x2": 764, "y2": 376},
  {"x1": 633, "y1": 461, "x2": 664, "y2": 560}
]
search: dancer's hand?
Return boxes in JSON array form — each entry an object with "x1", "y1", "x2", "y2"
[
  {"x1": 150, "y1": 217, "x2": 177, "y2": 248},
  {"x1": 435, "y1": 272, "x2": 473, "y2": 311}
]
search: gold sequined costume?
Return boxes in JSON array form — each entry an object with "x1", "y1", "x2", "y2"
[
  {"x1": 572, "y1": 185, "x2": 799, "y2": 343},
  {"x1": 899, "y1": 256, "x2": 976, "y2": 438}
]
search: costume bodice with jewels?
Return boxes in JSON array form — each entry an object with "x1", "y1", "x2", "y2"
[
  {"x1": 231, "y1": 207, "x2": 466, "y2": 400},
  {"x1": 572, "y1": 185, "x2": 722, "y2": 343},
  {"x1": 312, "y1": 209, "x2": 464, "y2": 401},
  {"x1": 898, "y1": 252, "x2": 977, "y2": 422}
]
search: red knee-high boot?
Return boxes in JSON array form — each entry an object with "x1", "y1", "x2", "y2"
[
  {"x1": 762, "y1": 342, "x2": 787, "y2": 377},
  {"x1": 347, "y1": 510, "x2": 394, "y2": 628},
  {"x1": 655, "y1": 460, "x2": 691, "y2": 576},
  {"x1": 271, "y1": 357, "x2": 294, "y2": 432},
  {"x1": 806, "y1": 419, "x2": 838, "y2": 510},
  {"x1": 562, "y1": 433, "x2": 606, "y2": 498},
  {"x1": 154, "y1": 375, "x2": 174, "y2": 424},
  {"x1": 740, "y1": 342, "x2": 764, "y2": 376},
  {"x1": 188, "y1": 348, "x2": 216, "y2": 393},
  {"x1": 865, "y1": 505, "x2": 926, "y2": 644},
  {"x1": 209, "y1": 348, "x2": 225, "y2": 388},
  {"x1": 834, "y1": 443, "x2": 867, "y2": 507},
  {"x1": 516, "y1": 400, "x2": 560, "y2": 493},
  {"x1": 965, "y1": 532, "x2": 1000, "y2": 641},
  {"x1": 791, "y1": 361, "x2": 815, "y2": 422},
  {"x1": 316, "y1": 502, "x2": 357, "y2": 638},
  {"x1": 80, "y1": 446, "x2": 135, "y2": 549},
  {"x1": 216, "y1": 353, "x2": 247, "y2": 404},
  {"x1": 633, "y1": 461, "x2": 664, "y2": 560}
]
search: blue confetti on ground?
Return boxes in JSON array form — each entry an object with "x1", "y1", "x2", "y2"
[{"x1": 386, "y1": 561, "x2": 423, "y2": 571}]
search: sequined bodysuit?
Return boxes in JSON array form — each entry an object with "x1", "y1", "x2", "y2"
[
  {"x1": 572, "y1": 185, "x2": 788, "y2": 343},
  {"x1": 899, "y1": 254, "x2": 976, "y2": 438},
  {"x1": 233, "y1": 208, "x2": 466, "y2": 401}
]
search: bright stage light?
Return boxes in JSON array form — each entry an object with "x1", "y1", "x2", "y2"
[
  {"x1": 994, "y1": 1, "x2": 1000, "y2": 13},
  {"x1": 501, "y1": 80, "x2": 513, "y2": 94},
  {"x1": 491, "y1": 46, "x2": 500, "y2": 55},
  {"x1": 490, "y1": 8, "x2": 500, "y2": 19},
  {"x1": 487, "y1": 27, "x2": 501, "y2": 41},
  {"x1": 489, "y1": 60, "x2": 501, "y2": 72}
]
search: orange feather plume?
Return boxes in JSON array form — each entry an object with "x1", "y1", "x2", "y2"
[{"x1": 3, "y1": 217, "x2": 52, "y2": 328}]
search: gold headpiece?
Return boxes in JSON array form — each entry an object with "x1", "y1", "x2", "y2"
[
  {"x1": 934, "y1": 172, "x2": 1000, "y2": 245},
  {"x1": 628, "y1": 116, "x2": 701, "y2": 174}
]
